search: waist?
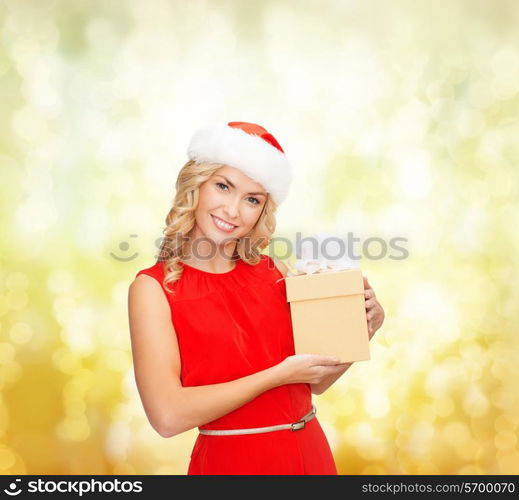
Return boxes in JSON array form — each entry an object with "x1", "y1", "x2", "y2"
[
  {"x1": 198, "y1": 404, "x2": 317, "y2": 436},
  {"x1": 198, "y1": 385, "x2": 312, "y2": 431}
]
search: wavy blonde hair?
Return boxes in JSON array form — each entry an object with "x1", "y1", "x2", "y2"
[{"x1": 157, "y1": 160, "x2": 278, "y2": 295}]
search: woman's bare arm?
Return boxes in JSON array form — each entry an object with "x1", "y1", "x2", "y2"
[{"x1": 128, "y1": 275, "x2": 286, "y2": 438}]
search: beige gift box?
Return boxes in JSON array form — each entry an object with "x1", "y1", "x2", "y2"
[{"x1": 285, "y1": 268, "x2": 370, "y2": 363}]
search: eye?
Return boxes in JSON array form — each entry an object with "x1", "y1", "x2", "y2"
[
  {"x1": 216, "y1": 182, "x2": 229, "y2": 191},
  {"x1": 247, "y1": 197, "x2": 260, "y2": 205}
]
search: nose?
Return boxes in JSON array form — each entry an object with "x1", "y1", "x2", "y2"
[{"x1": 223, "y1": 196, "x2": 240, "y2": 221}]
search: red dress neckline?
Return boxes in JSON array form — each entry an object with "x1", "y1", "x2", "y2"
[{"x1": 180, "y1": 258, "x2": 241, "y2": 276}]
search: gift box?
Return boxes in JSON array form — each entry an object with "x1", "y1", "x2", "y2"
[
  {"x1": 285, "y1": 267, "x2": 370, "y2": 363},
  {"x1": 285, "y1": 234, "x2": 370, "y2": 363}
]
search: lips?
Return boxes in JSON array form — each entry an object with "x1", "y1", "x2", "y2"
[{"x1": 211, "y1": 215, "x2": 238, "y2": 233}]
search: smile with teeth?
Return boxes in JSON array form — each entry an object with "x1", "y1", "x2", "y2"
[{"x1": 211, "y1": 215, "x2": 238, "y2": 232}]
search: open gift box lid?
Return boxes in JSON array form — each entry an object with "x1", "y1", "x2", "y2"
[{"x1": 285, "y1": 268, "x2": 364, "y2": 302}]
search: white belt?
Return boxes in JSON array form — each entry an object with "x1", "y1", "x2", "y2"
[{"x1": 198, "y1": 405, "x2": 317, "y2": 436}]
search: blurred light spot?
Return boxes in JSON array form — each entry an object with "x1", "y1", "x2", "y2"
[
  {"x1": 433, "y1": 396, "x2": 455, "y2": 417},
  {"x1": 97, "y1": 127, "x2": 126, "y2": 165},
  {"x1": 47, "y1": 270, "x2": 76, "y2": 294},
  {"x1": 112, "y1": 281, "x2": 130, "y2": 306},
  {"x1": 113, "y1": 174, "x2": 135, "y2": 198},
  {"x1": 52, "y1": 348, "x2": 82, "y2": 374},
  {"x1": 399, "y1": 282, "x2": 460, "y2": 344},
  {"x1": 405, "y1": 421, "x2": 435, "y2": 458},
  {"x1": 456, "y1": 108, "x2": 485, "y2": 138},
  {"x1": 491, "y1": 75, "x2": 519, "y2": 101},
  {"x1": 55, "y1": 417, "x2": 90, "y2": 442},
  {"x1": 362, "y1": 464, "x2": 386, "y2": 474},
  {"x1": 475, "y1": 130, "x2": 505, "y2": 164},
  {"x1": 364, "y1": 385, "x2": 390, "y2": 418},
  {"x1": 355, "y1": 126, "x2": 384, "y2": 158},
  {"x1": 0, "y1": 296, "x2": 8, "y2": 316},
  {"x1": 53, "y1": 297, "x2": 77, "y2": 326},
  {"x1": 119, "y1": 203, "x2": 155, "y2": 232},
  {"x1": 105, "y1": 422, "x2": 131, "y2": 460},
  {"x1": 466, "y1": 81, "x2": 493, "y2": 109},
  {"x1": 498, "y1": 451, "x2": 519, "y2": 473},
  {"x1": 26, "y1": 56, "x2": 62, "y2": 117},
  {"x1": 1, "y1": 362, "x2": 23, "y2": 385},
  {"x1": 460, "y1": 465, "x2": 485, "y2": 474},
  {"x1": 359, "y1": 441, "x2": 386, "y2": 461},
  {"x1": 5, "y1": 272, "x2": 29, "y2": 290},
  {"x1": 490, "y1": 387, "x2": 515, "y2": 408},
  {"x1": 0, "y1": 445, "x2": 16, "y2": 471},
  {"x1": 60, "y1": 306, "x2": 96, "y2": 355},
  {"x1": 494, "y1": 414, "x2": 517, "y2": 431},
  {"x1": 0, "y1": 343, "x2": 15, "y2": 364},
  {"x1": 11, "y1": 106, "x2": 49, "y2": 143},
  {"x1": 491, "y1": 48, "x2": 519, "y2": 101},
  {"x1": 495, "y1": 431, "x2": 517, "y2": 451},
  {"x1": 346, "y1": 422, "x2": 385, "y2": 459},
  {"x1": 0, "y1": 57, "x2": 10, "y2": 78},
  {"x1": 319, "y1": 420, "x2": 339, "y2": 451},
  {"x1": 443, "y1": 421, "x2": 471, "y2": 448},
  {"x1": 456, "y1": 440, "x2": 480, "y2": 461},
  {"x1": 75, "y1": 206, "x2": 110, "y2": 256},
  {"x1": 10, "y1": 322, "x2": 33, "y2": 344},
  {"x1": 106, "y1": 350, "x2": 130, "y2": 372},
  {"x1": 0, "y1": 401, "x2": 9, "y2": 437},
  {"x1": 452, "y1": 201, "x2": 488, "y2": 252},
  {"x1": 395, "y1": 149, "x2": 432, "y2": 200},
  {"x1": 122, "y1": 369, "x2": 137, "y2": 398},
  {"x1": 14, "y1": 195, "x2": 58, "y2": 239},
  {"x1": 281, "y1": 61, "x2": 316, "y2": 109},
  {"x1": 113, "y1": 462, "x2": 136, "y2": 475},
  {"x1": 416, "y1": 462, "x2": 441, "y2": 474},
  {"x1": 459, "y1": 342, "x2": 486, "y2": 365},
  {"x1": 462, "y1": 385, "x2": 489, "y2": 418},
  {"x1": 63, "y1": 369, "x2": 94, "y2": 397},
  {"x1": 64, "y1": 396, "x2": 86, "y2": 416},
  {"x1": 154, "y1": 465, "x2": 177, "y2": 474},
  {"x1": 395, "y1": 414, "x2": 413, "y2": 434},
  {"x1": 85, "y1": 18, "x2": 117, "y2": 52},
  {"x1": 6, "y1": 290, "x2": 28, "y2": 310}
]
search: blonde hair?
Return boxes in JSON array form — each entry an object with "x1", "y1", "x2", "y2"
[{"x1": 157, "y1": 160, "x2": 278, "y2": 295}]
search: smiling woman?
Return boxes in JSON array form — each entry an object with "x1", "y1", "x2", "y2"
[
  {"x1": 158, "y1": 159, "x2": 277, "y2": 279},
  {"x1": 194, "y1": 167, "x2": 268, "y2": 241},
  {"x1": 128, "y1": 121, "x2": 348, "y2": 475}
]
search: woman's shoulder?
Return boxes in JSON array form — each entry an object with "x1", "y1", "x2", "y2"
[{"x1": 134, "y1": 260, "x2": 166, "y2": 281}]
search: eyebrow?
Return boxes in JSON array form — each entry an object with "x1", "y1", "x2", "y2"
[{"x1": 215, "y1": 175, "x2": 268, "y2": 197}]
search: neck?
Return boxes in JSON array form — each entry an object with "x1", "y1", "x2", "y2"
[{"x1": 182, "y1": 229, "x2": 238, "y2": 273}]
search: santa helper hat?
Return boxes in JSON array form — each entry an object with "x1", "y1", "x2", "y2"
[{"x1": 187, "y1": 121, "x2": 293, "y2": 206}]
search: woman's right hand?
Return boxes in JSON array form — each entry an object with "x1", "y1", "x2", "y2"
[{"x1": 276, "y1": 354, "x2": 345, "y2": 385}]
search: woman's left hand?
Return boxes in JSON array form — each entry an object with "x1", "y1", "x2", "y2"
[{"x1": 363, "y1": 276, "x2": 385, "y2": 339}]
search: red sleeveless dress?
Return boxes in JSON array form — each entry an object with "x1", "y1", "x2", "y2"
[{"x1": 134, "y1": 254, "x2": 337, "y2": 475}]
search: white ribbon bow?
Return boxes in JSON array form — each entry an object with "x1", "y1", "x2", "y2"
[{"x1": 286, "y1": 232, "x2": 361, "y2": 276}]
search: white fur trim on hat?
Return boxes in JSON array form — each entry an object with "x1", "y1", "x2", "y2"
[{"x1": 187, "y1": 123, "x2": 292, "y2": 205}]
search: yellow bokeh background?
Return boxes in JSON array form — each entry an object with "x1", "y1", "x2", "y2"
[{"x1": 1, "y1": 0, "x2": 518, "y2": 475}]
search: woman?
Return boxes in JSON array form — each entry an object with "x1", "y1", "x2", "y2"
[{"x1": 128, "y1": 121, "x2": 385, "y2": 475}]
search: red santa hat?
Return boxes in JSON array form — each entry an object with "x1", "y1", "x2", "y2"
[{"x1": 187, "y1": 121, "x2": 292, "y2": 205}]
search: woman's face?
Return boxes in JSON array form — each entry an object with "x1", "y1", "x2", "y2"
[{"x1": 192, "y1": 165, "x2": 268, "y2": 245}]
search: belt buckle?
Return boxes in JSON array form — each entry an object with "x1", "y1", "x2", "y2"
[{"x1": 290, "y1": 419, "x2": 306, "y2": 431}]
